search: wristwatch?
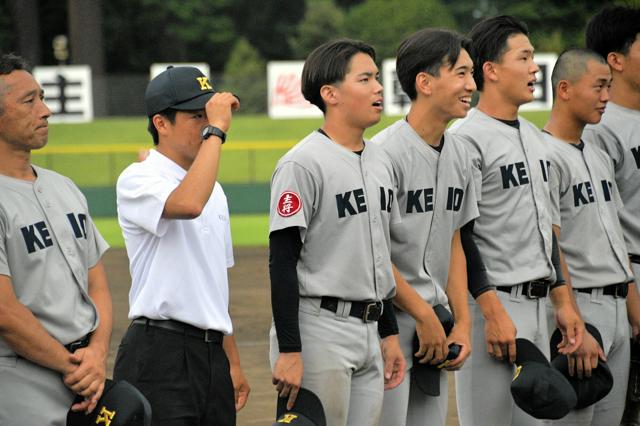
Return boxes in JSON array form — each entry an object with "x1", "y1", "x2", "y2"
[{"x1": 201, "y1": 125, "x2": 226, "y2": 144}]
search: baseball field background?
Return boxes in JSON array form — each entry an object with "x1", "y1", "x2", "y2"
[{"x1": 37, "y1": 111, "x2": 550, "y2": 247}]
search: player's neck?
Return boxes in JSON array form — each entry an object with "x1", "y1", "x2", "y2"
[
  {"x1": 476, "y1": 91, "x2": 519, "y2": 121},
  {"x1": 543, "y1": 109, "x2": 583, "y2": 144},
  {"x1": 610, "y1": 79, "x2": 640, "y2": 111},
  {"x1": 406, "y1": 105, "x2": 447, "y2": 147},
  {"x1": 0, "y1": 143, "x2": 36, "y2": 181},
  {"x1": 321, "y1": 119, "x2": 366, "y2": 152},
  {"x1": 156, "y1": 144, "x2": 192, "y2": 171}
]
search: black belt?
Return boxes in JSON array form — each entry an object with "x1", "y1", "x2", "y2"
[
  {"x1": 576, "y1": 282, "x2": 629, "y2": 298},
  {"x1": 320, "y1": 296, "x2": 383, "y2": 323},
  {"x1": 630, "y1": 254, "x2": 640, "y2": 265},
  {"x1": 64, "y1": 334, "x2": 91, "y2": 353},
  {"x1": 132, "y1": 317, "x2": 223, "y2": 343},
  {"x1": 496, "y1": 280, "x2": 550, "y2": 299}
]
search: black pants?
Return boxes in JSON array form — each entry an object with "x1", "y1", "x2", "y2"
[{"x1": 113, "y1": 322, "x2": 235, "y2": 426}]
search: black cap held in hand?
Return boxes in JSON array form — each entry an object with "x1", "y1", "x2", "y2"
[
  {"x1": 145, "y1": 66, "x2": 215, "y2": 117},
  {"x1": 510, "y1": 338, "x2": 577, "y2": 419},
  {"x1": 549, "y1": 323, "x2": 614, "y2": 409},
  {"x1": 67, "y1": 379, "x2": 152, "y2": 426},
  {"x1": 273, "y1": 387, "x2": 326, "y2": 426}
]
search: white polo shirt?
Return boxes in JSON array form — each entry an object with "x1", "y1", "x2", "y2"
[{"x1": 116, "y1": 150, "x2": 234, "y2": 334}]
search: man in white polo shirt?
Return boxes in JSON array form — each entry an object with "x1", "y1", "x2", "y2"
[{"x1": 113, "y1": 66, "x2": 249, "y2": 425}]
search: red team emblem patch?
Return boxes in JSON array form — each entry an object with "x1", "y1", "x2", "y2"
[{"x1": 277, "y1": 191, "x2": 302, "y2": 217}]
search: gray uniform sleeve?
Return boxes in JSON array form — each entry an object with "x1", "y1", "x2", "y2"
[
  {"x1": 549, "y1": 156, "x2": 563, "y2": 228},
  {"x1": 0, "y1": 209, "x2": 8, "y2": 277},
  {"x1": 269, "y1": 161, "x2": 318, "y2": 240},
  {"x1": 585, "y1": 126, "x2": 625, "y2": 168}
]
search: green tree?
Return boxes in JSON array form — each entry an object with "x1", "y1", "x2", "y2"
[
  {"x1": 447, "y1": 0, "x2": 621, "y2": 53},
  {"x1": 222, "y1": 38, "x2": 267, "y2": 114},
  {"x1": 230, "y1": 0, "x2": 305, "y2": 61},
  {"x1": 345, "y1": 0, "x2": 456, "y2": 60},
  {"x1": 289, "y1": 0, "x2": 347, "y2": 59}
]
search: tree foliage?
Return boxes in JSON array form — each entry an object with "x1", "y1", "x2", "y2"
[
  {"x1": 289, "y1": 0, "x2": 347, "y2": 59},
  {"x1": 222, "y1": 38, "x2": 267, "y2": 113},
  {"x1": 344, "y1": 0, "x2": 456, "y2": 60}
]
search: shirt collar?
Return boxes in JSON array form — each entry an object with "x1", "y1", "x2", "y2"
[{"x1": 146, "y1": 149, "x2": 188, "y2": 180}]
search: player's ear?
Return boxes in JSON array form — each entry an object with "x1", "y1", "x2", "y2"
[
  {"x1": 152, "y1": 114, "x2": 170, "y2": 136},
  {"x1": 415, "y1": 72, "x2": 432, "y2": 96},
  {"x1": 483, "y1": 61, "x2": 498, "y2": 83},
  {"x1": 320, "y1": 84, "x2": 338, "y2": 107},
  {"x1": 606, "y1": 52, "x2": 624, "y2": 73},
  {"x1": 557, "y1": 80, "x2": 571, "y2": 101}
]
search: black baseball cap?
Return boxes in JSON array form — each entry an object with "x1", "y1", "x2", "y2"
[
  {"x1": 510, "y1": 338, "x2": 577, "y2": 419},
  {"x1": 410, "y1": 305, "x2": 455, "y2": 396},
  {"x1": 145, "y1": 66, "x2": 215, "y2": 116},
  {"x1": 67, "y1": 379, "x2": 152, "y2": 426},
  {"x1": 549, "y1": 323, "x2": 613, "y2": 409},
  {"x1": 273, "y1": 388, "x2": 326, "y2": 426}
]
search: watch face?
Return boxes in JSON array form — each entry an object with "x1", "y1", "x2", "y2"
[{"x1": 201, "y1": 125, "x2": 225, "y2": 142}]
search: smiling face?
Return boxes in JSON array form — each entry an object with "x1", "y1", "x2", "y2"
[
  {"x1": 568, "y1": 60, "x2": 611, "y2": 125},
  {"x1": 0, "y1": 70, "x2": 51, "y2": 151},
  {"x1": 328, "y1": 52, "x2": 384, "y2": 130},
  {"x1": 492, "y1": 33, "x2": 540, "y2": 107},
  {"x1": 430, "y1": 48, "x2": 476, "y2": 121}
]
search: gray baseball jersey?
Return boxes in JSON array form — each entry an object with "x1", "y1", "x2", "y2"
[
  {"x1": 449, "y1": 108, "x2": 556, "y2": 285},
  {"x1": 269, "y1": 130, "x2": 400, "y2": 425},
  {"x1": 0, "y1": 165, "x2": 108, "y2": 424},
  {"x1": 544, "y1": 133, "x2": 632, "y2": 425},
  {"x1": 0, "y1": 166, "x2": 107, "y2": 357},
  {"x1": 373, "y1": 119, "x2": 479, "y2": 426},
  {"x1": 372, "y1": 120, "x2": 479, "y2": 304},
  {"x1": 450, "y1": 109, "x2": 555, "y2": 426},
  {"x1": 584, "y1": 102, "x2": 640, "y2": 257},
  {"x1": 545, "y1": 133, "x2": 632, "y2": 287},
  {"x1": 269, "y1": 130, "x2": 399, "y2": 301}
]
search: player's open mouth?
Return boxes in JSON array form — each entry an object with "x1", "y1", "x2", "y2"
[
  {"x1": 527, "y1": 80, "x2": 536, "y2": 92},
  {"x1": 460, "y1": 96, "x2": 472, "y2": 106},
  {"x1": 372, "y1": 100, "x2": 383, "y2": 109}
]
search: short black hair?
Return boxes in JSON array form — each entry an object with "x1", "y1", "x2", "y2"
[
  {"x1": 468, "y1": 15, "x2": 529, "y2": 91},
  {"x1": 0, "y1": 53, "x2": 32, "y2": 115},
  {"x1": 396, "y1": 28, "x2": 474, "y2": 100},
  {"x1": 551, "y1": 48, "x2": 607, "y2": 99},
  {"x1": 147, "y1": 108, "x2": 177, "y2": 145},
  {"x1": 0, "y1": 53, "x2": 30, "y2": 76},
  {"x1": 586, "y1": 6, "x2": 640, "y2": 59},
  {"x1": 301, "y1": 39, "x2": 376, "y2": 113}
]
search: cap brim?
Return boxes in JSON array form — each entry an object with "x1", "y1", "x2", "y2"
[
  {"x1": 276, "y1": 388, "x2": 326, "y2": 426},
  {"x1": 515, "y1": 338, "x2": 549, "y2": 365},
  {"x1": 171, "y1": 92, "x2": 215, "y2": 111}
]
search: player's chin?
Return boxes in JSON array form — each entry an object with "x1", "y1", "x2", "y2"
[{"x1": 30, "y1": 136, "x2": 48, "y2": 150}]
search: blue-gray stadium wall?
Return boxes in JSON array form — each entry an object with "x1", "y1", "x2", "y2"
[{"x1": 81, "y1": 183, "x2": 270, "y2": 217}]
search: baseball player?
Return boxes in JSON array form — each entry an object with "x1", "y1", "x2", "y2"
[
  {"x1": 448, "y1": 16, "x2": 585, "y2": 426},
  {"x1": 0, "y1": 53, "x2": 112, "y2": 424},
  {"x1": 268, "y1": 39, "x2": 405, "y2": 426},
  {"x1": 543, "y1": 47, "x2": 640, "y2": 425},
  {"x1": 372, "y1": 29, "x2": 487, "y2": 426},
  {"x1": 113, "y1": 66, "x2": 249, "y2": 425},
  {"x1": 582, "y1": 7, "x2": 640, "y2": 424}
]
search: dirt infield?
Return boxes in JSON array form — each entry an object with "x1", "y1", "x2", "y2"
[{"x1": 102, "y1": 247, "x2": 459, "y2": 425}]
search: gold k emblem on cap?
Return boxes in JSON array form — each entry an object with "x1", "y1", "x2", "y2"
[
  {"x1": 95, "y1": 406, "x2": 116, "y2": 425},
  {"x1": 196, "y1": 76, "x2": 213, "y2": 91}
]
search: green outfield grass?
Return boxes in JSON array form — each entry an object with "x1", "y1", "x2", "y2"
[
  {"x1": 36, "y1": 112, "x2": 551, "y2": 187},
  {"x1": 95, "y1": 214, "x2": 269, "y2": 248}
]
